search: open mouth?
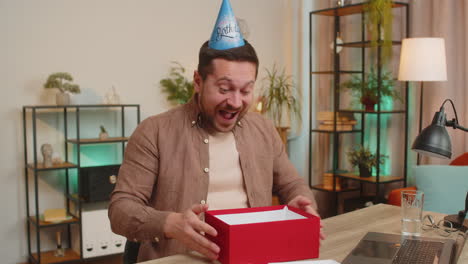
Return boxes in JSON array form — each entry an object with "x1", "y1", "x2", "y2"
[{"x1": 219, "y1": 110, "x2": 239, "y2": 121}]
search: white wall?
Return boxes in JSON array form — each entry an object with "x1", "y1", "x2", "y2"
[{"x1": 0, "y1": 0, "x2": 294, "y2": 262}]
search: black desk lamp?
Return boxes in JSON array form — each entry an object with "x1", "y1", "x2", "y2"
[{"x1": 412, "y1": 99, "x2": 468, "y2": 232}]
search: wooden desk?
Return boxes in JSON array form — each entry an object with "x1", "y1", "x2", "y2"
[
  {"x1": 318, "y1": 204, "x2": 467, "y2": 263},
  {"x1": 140, "y1": 204, "x2": 467, "y2": 264}
]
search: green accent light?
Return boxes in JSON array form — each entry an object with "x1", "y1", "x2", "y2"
[
  {"x1": 363, "y1": 97, "x2": 393, "y2": 177},
  {"x1": 68, "y1": 144, "x2": 123, "y2": 193},
  {"x1": 69, "y1": 169, "x2": 78, "y2": 194},
  {"x1": 78, "y1": 144, "x2": 122, "y2": 167}
]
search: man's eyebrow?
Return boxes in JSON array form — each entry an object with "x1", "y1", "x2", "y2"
[
  {"x1": 243, "y1": 80, "x2": 255, "y2": 86},
  {"x1": 241, "y1": 81, "x2": 255, "y2": 89},
  {"x1": 216, "y1": 77, "x2": 255, "y2": 88},
  {"x1": 216, "y1": 76, "x2": 233, "y2": 83}
]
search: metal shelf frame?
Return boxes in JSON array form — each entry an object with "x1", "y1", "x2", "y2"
[
  {"x1": 308, "y1": 2, "x2": 410, "y2": 215},
  {"x1": 23, "y1": 104, "x2": 140, "y2": 264}
]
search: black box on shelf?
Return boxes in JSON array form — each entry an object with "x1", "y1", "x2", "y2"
[{"x1": 79, "y1": 165, "x2": 120, "y2": 202}]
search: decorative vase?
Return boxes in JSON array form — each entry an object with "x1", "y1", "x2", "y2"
[
  {"x1": 56, "y1": 92, "x2": 70, "y2": 105},
  {"x1": 54, "y1": 231, "x2": 65, "y2": 257},
  {"x1": 358, "y1": 165, "x2": 372, "y2": 178},
  {"x1": 360, "y1": 97, "x2": 377, "y2": 112},
  {"x1": 329, "y1": 33, "x2": 344, "y2": 53},
  {"x1": 99, "y1": 132, "x2": 109, "y2": 140},
  {"x1": 104, "y1": 86, "x2": 121, "y2": 104}
]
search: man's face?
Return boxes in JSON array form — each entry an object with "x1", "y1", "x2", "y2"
[{"x1": 194, "y1": 58, "x2": 256, "y2": 133}]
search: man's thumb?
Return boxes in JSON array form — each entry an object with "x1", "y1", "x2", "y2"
[{"x1": 191, "y1": 203, "x2": 209, "y2": 215}]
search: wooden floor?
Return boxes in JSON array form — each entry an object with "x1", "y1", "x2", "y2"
[{"x1": 19, "y1": 254, "x2": 123, "y2": 264}]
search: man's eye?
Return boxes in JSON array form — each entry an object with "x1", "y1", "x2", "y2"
[
  {"x1": 220, "y1": 87, "x2": 229, "y2": 93},
  {"x1": 241, "y1": 90, "x2": 251, "y2": 95}
]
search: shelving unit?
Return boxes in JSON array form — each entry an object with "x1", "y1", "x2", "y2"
[
  {"x1": 66, "y1": 137, "x2": 129, "y2": 144},
  {"x1": 23, "y1": 104, "x2": 140, "y2": 264},
  {"x1": 308, "y1": 2, "x2": 409, "y2": 215}
]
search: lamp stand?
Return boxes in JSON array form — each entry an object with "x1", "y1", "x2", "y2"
[
  {"x1": 444, "y1": 215, "x2": 468, "y2": 232},
  {"x1": 416, "y1": 82, "x2": 424, "y2": 165}
]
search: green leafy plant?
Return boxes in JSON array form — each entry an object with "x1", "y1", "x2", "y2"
[
  {"x1": 347, "y1": 145, "x2": 387, "y2": 176},
  {"x1": 260, "y1": 64, "x2": 301, "y2": 128},
  {"x1": 159, "y1": 62, "x2": 194, "y2": 105},
  {"x1": 341, "y1": 68, "x2": 401, "y2": 109},
  {"x1": 364, "y1": 0, "x2": 393, "y2": 65},
  {"x1": 100, "y1": 125, "x2": 107, "y2": 133},
  {"x1": 43, "y1": 72, "x2": 80, "y2": 93}
]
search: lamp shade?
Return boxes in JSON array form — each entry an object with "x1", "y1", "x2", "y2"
[
  {"x1": 398, "y1": 38, "x2": 447, "y2": 81},
  {"x1": 412, "y1": 110, "x2": 452, "y2": 159}
]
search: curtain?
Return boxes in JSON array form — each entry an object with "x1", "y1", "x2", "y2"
[{"x1": 410, "y1": 0, "x2": 468, "y2": 164}]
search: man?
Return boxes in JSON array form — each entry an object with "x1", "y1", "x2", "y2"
[{"x1": 109, "y1": 0, "x2": 321, "y2": 262}]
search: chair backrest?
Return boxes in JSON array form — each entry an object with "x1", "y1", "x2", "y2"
[
  {"x1": 450, "y1": 152, "x2": 468, "y2": 166},
  {"x1": 123, "y1": 241, "x2": 140, "y2": 264},
  {"x1": 413, "y1": 165, "x2": 468, "y2": 214},
  {"x1": 387, "y1": 186, "x2": 418, "y2": 206}
]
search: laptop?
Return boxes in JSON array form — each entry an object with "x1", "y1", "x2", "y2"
[{"x1": 342, "y1": 232, "x2": 456, "y2": 264}]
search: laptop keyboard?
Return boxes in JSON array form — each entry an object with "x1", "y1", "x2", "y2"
[{"x1": 392, "y1": 239, "x2": 444, "y2": 264}]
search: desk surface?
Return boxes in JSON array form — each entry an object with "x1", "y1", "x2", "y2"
[{"x1": 140, "y1": 204, "x2": 467, "y2": 264}]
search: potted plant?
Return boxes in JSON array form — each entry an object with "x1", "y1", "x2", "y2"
[
  {"x1": 341, "y1": 68, "x2": 401, "y2": 111},
  {"x1": 44, "y1": 72, "x2": 80, "y2": 105},
  {"x1": 159, "y1": 62, "x2": 194, "y2": 105},
  {"x1": 364, "y1": 0, "x2": 393, "y2": 65},
  {"x1": 259, "y1": 65, "x2": 301, "y2": 140},
  {"x1": 347, "y1": 145, "x2": 387, "y2": 177}
]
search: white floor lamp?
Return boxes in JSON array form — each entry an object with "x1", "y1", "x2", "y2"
[{"x1": 398, "y1": 38, "x2": 448, "y2": 164}]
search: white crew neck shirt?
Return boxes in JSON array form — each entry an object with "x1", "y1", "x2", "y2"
[{"x1": 206, "y1": 131, "x2": 248, "y2": 210}]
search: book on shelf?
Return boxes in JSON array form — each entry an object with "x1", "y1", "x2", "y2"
[
  {"x1": 317, "y1": 111, "x2": 356, "y2": 122},
  {"x1": 43, "y1": 208, "x2": 68, "y2": 222},
  {"x1": 320, "y1": 120, "x2": 358, "y2": 125},
  {"x1": 318, "y1": 124, "x2": 354, "y2": 131}
]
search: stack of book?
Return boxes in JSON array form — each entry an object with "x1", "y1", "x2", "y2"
[
  {"x1": 43, "y1": 208, "x2": 68, "y2": 222},
  {"x1": 317, "y1": 112, "x2": 357, "y2": 131}
]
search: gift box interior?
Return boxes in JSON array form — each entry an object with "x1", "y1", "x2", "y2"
[{"x1": 206, "y1": 205, "x2": 320, "y2": 264}]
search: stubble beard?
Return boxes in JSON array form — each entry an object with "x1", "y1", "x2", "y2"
[{"x1": 197, "y1": 94, "x2": 246, "y2": 134}]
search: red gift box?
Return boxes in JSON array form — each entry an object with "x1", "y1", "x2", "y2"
[{"x1": 205, "y1": 205, "x2": 320, "y2": 264}]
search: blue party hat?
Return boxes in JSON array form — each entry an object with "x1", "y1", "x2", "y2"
[{"x1": 209, "y1": 0, "x2": 245, "y2": 50}]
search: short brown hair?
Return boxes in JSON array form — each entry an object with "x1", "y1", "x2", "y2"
[{"x1": 197, "y1": 40, "x2": 259, "y2": 80}]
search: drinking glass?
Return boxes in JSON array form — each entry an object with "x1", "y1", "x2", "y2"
[{"x1": 401, "y1": 190, "x2": 424, "y2": 236}]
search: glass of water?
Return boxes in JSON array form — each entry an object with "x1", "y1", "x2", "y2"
[{"x1": 401, "y1": 190, "x2": 424, "y2": 236}]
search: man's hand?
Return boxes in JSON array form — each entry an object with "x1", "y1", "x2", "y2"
[
  {"x1": 288, "y1": 195, "x2": 325, "y2": 240},
  {"x1": 163, "y1": 204, "x2": 220, "y2": 260}
]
